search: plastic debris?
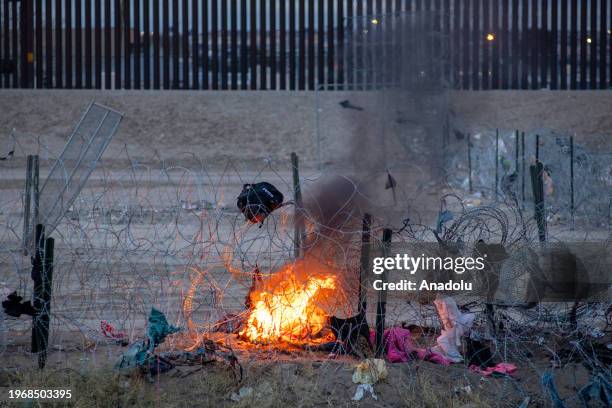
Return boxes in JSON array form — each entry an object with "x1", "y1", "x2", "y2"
[
  {"x1": 115, "y1": 340, "x2": 149, "y2": 370},
  {"x1": 230, "y1": 386, "x2": 253, "y2": 402},
  {"x1": 453, "y1": 385, "x2": 473, "y2": 396},
  {"x1": 352, "y1": 358, "x2": 388, "y2": 384},
  {"x1": 352, "y1": 384, "x2": 378, "y2": 401},
  {"x1": 432, "y1": 297, "x2": 475, "y2": 363}
]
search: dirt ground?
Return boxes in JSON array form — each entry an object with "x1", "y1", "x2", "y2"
[{"x1": 1, "y1": 327, "x2": 606, "y2": 408}]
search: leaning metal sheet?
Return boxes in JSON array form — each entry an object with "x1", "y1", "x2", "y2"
[{"x1": 38, "y1": 102, "x2": 123, "y2": 235}]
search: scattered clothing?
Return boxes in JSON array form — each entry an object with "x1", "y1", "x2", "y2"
[
  {"x1": 369, "y1": 327, "x2": 452, "y2": 366},
  {"x1": 115, "y1": 340, "x2": 149, "y2": 370},
  {"x1": 329, "y1": 312, "x2": 371, "y2": 355},
  {"x1": 465, "y1": 337, "x2": 495, "y2": 368},
  {"x1": 115, "y1": 308, "x2": 179, "y2": 372},
  {"x1": 100, "y1": 320, "x2": 126, "y2": 340},
  {"x1": 352, "y1": 384, "x2": 377, "y2": 401},
  {"x1": 2, "y1": 292, "x2": 36, "y2": 317},
  {"x1": 469, "y1": 362, "x2": 517, "y2": 377},
  {"x1": 352, "y1": 358, "x2": 387, "y2": 384},
  {"x1": 147, "y1": 307, "x2": 179, "y2": 350},
  {"x1": 432, "y1": 297, "x2": 475, "y2": 363},
  {"x1": 236, "y1": 182, "x2": 284, "y2": 224}
]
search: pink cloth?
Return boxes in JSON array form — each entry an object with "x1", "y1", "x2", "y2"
[
  {"x1": 469, "y1": 363, "x2": 517, "y2": 377},
  {"x1": 370, "y1": 328, "x2": 452, "y2": 366}
]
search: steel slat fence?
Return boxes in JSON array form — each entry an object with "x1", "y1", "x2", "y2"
[{"x1": 0, "y1": 0, "x2": 611, "y2": 90}]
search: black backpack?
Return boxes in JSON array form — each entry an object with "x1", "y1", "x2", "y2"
[{"x1": 237, "y1": 182, "x2": 284, "y2": 223}]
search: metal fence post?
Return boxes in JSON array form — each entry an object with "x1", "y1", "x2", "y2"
[{"x1": 376, "y1": 228, "x2": 392, "y2": 358}]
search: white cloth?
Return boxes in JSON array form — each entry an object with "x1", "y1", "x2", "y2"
[{"x1": 432, "y1": 297, "x2": 475, "y2": 363}]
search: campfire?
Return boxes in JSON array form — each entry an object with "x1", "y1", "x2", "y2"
[{"x1": 239, "y1": 260, "x2": 339, "y2": 345}]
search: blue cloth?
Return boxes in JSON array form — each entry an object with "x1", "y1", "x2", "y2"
[
  {"x1": 147, "y1": 307, "x2": 180, "y2": 351},
  {"x1": 115, "y1": 308, "x2": 180, "y2": 371}
]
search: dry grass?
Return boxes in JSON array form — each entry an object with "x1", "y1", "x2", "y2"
[{"x1": 0, "y1": 360, "x2": 526, "y2": 408}]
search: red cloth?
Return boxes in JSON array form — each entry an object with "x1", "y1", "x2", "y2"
[
  {"x1": 100, "y1": 320, "x2": 126, "y2": 340},
  {"x1": 369, "y1": 327, "x2": 452, "y2": 366},
  {"x1": 469, "y1": 362, "x2": 517, "y2": 377}
]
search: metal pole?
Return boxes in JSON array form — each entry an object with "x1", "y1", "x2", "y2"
[
  {"x1": 358, "y1": 213, "x2": 371, "y2": 317},
  {"x1": 22, "y1": 156, "x2": 33, "y2": 253},
  {"x1": 376, "y1": 228, "x2": 392, "y2": 358},
  {"x1": 570, "y1": 136, "x2": 575, "y2": 229},
  {"x1": 521, "y1": 132, "x2": 526, "y2": 209},
  {"x1": 37, "y1": 236, "x2": 54, "y2": 369},
  {"x1": 31, "y1": 224, "x2": 44, "y2": 357},
  {"x1": 495, "y1": 129, "x2": 499, "y2": 200},
  {"x1": 530, "y1": 162, "x2": 547, "y2": 242},
  {"x1": 468, "y1": 133, "x2": 473, "y2": 193},
  {"x1": 291, "y1": 152, "x2": 304, "y2": 259},
  {"x1": 32, "y1": 155, "x2": 39, "y2": 243},
  {"x1": 515, "y1": 130, "x2": 519, "y2": 173}
]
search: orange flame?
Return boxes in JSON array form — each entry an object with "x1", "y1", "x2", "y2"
[{"x1": 240, "y1": 262, "x2": 337, "y2": 344}]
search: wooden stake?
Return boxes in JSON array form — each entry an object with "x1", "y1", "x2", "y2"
[{"x1": 376, "y1": 228, "x2": 392, "y2": 358}]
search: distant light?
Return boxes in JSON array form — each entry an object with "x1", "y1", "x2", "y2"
[
  {"x1": 486, "y1": 33, "x2": 495, "y2": 42},
  {"x1": 586, "y1": 37, "x2": 592, "y2": 44},
  {"x1": 371, "y1": 18, "x2": 379, "y2": 25},
  {"x1": 608, "y1": 29, "x2": 612, "y2": 35}
]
